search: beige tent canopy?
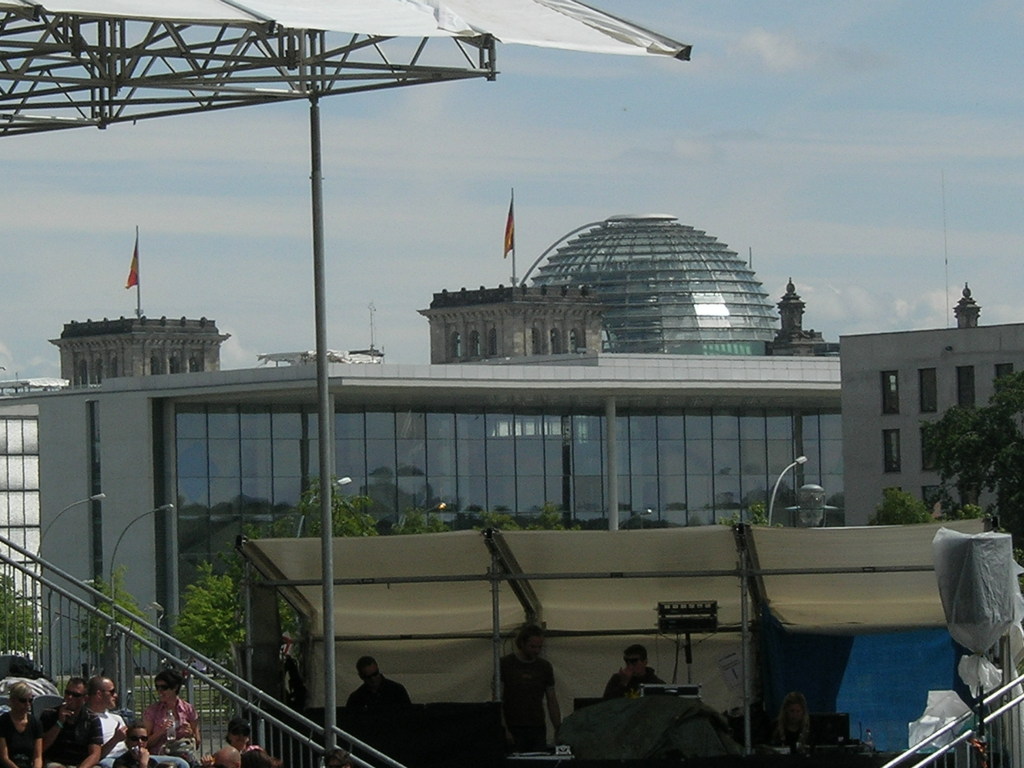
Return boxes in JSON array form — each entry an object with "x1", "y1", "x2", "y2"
[{"x1": 240, "y1": 519, "x2": 985, "y2": 711}]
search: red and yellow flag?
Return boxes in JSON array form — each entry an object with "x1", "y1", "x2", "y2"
[
  {"x1": 125, "y1": 232, "x2": 139, "y2": 289},
  {"x1": 503, "y1": 194, "x2": 515, "y2": 258}
]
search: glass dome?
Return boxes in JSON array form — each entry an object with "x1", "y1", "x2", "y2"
[{"x1": 529, "y1": 214, "x2": 776, "y2": 355}]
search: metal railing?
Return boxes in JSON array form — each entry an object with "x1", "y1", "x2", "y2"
[
  {"x1": 881, "y1": 672, "x2": 1024, "y2": 768},
  {"x1": 0, "y1": 533, "x2": 407, "y2": 768}
]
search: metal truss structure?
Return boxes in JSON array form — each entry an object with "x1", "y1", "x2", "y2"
[{"x1": 0, "y1": 8, "x2": 496, "y2": 136}]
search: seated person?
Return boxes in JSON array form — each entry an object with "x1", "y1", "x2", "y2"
[
  {"x1": 40, "y1": 677, "x2": 103, "y2": 768},
  {"x1": 602, "y1": 644, "x2": 664, "y2": 699},
  {"x1": 345, "y1": 657, "x2": 410, "y2": 710},
  {"x1": 112, "y1": 725, "x2": 159, "y2": 768},
  {"x1": 323, "y1": 750, "x2": 351, "y2": 768},
  {"x1": 770, "y1": 691, "x2": 810, "y2": 754}
]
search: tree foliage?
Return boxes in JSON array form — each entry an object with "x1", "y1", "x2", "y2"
[
  {"x1": 924, "y1": 370, "x2": 1024, "y2": 542},
  {"x1": 79, "y1": 566, "x2": 148, "y2": 656},
  {"x1": 295, "y1": 478, "x2": 378, "y2": 538},
  {"x1": 869, "y1": 487, "x2": 932, "y2": 525},
  {"x1": 391, "y1": 507, "x2": 450, "y2": 535},
  {"x1": 174, "y1": 561, "x2": 244, "y2": 664},
  {"x1": 0, "y1": 573, "x2": 39, "y2": 654}
]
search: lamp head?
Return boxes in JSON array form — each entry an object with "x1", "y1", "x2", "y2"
[
  {"x1": 336, "y1": 477, "x2": 353, "y2": 487},
  {"x1": 795, "y1": 455, "x2": 808, "y2": 465},
  {"x1": 90, "y1": 492, "x2": 106, "y2": 501}
]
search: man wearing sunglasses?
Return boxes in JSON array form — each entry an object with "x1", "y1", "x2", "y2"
[
  {"x1": 40, "y1": 677, "x2": 103, "y2": 768},
  {"x1": 345, "y1": 656, "x2": 411, "y2": 711},
  {"x1": 602, "y1": 644, "x2": 664, "y2": 699},
  {"x1": 83, "y1": 677, "x2": 127, "y2": 768}
]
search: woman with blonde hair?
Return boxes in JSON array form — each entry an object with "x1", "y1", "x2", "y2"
[
  {"x1": 772, "y1": 691, "x2": 810, "y2": 754},
  {"x1": 0, "y1": 681, "x2": 43, "y2": 768}
]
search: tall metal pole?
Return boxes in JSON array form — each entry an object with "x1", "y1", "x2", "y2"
[
  {"x1": 605, "y1": 397, "x2": 618, "y2": 530},
  {"x1": 310, "y1": 96, "x2": 337, "y2": 752}
]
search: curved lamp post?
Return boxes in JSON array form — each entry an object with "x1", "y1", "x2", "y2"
[
  {"x1": 767, "y1": 456, "x2": 807, "y2": 526},
  {"x1": 109, "y1": 504, "x2": 175, "y2": 591},
  {"x1": 39, "y1": 492, "x2": 106, "y2": 552}
]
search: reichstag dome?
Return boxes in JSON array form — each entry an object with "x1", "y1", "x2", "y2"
[{"x1": 528, "y1": 214, "x2": 777, "y2": 355}]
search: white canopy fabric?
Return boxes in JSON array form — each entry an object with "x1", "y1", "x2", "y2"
[
  {"x1": 0, "y1": 1, "x2": 691, "y2": 57},
  {"x1": 241, "y1": 520, "x2": 987, "y2": 708},
  {"x1": 752, "y1": 519, "x2": 985, "y2": 633}
]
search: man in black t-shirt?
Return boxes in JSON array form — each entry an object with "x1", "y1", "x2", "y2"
[
  {"x1": 345, "y1": 656, "x2": 411, "y2": 710},
  {"x1": 41, "y1": 677, "x2": 102, "y2": 768}
]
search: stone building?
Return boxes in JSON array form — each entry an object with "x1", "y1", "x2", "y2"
[
  {"x1": 50, "y1": 316, "x2": 229, "y2": 386},
  {"x1": 419, "y1": 284, "x2": 604, "y2": 364}
]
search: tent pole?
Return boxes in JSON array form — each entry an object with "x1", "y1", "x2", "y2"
[
  {"x1": 738, "y1": 525, "x2": 752, "y2": 754},
  {"x1": 310, "y1": 95, "x2": 337, "y2": 752},
  {"x1": 490, "y1": 554, "x2": 502, "y2": 704},
  {"x1": 605, "y1": 397, "x2": 618, "y2": 530}
]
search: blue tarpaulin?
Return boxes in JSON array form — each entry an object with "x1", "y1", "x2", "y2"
[{"x1": 762, "y1": 609, "x2": 969, "y2": 751}]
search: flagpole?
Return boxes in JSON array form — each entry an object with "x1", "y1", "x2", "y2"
[
  {"x1": 135, "y1": 226, "x2": 142, "y2": 318},
  {"x1": 504, "y1": 188, "x2": 517, "y2": 286}
]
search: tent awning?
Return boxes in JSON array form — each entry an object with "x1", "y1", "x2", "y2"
[
  {"x1": 0, "y1": 1, "x2": 689, "y2": 135},
  {"x1": 0, "y1": 1, "x2": 690, "y2": 57},
  {"x1": 240, "y1": 519, "x2": 988, "y2": 641}
]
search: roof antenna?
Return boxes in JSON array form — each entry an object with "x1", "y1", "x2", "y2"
[
  {"x1": 942, "y1": 171, "x2": 950, "y2": 327},
  {"x1": 368, "y1": 302, "x2": 376, "y2": 351}
]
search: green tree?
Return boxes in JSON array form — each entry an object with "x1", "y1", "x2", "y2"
[
  {"x1": 294, "y1": 478, "x2": 378, "y2": 538},
  {"x1": 0, "y1": 573, "x2": 39, "y2": 654},
  {"x1": 392, "y1": 506, "x2": 450, "y2": 535},
  {"x1": 174, "y1": 561, "x2": 245, "y2": 663},
  {"x1": 79, "y1": 566, "x2": 148, "y2": 656},
  {"x1": 924, "y1": 370, "x2": 1024, "y2": 542},
  {"x1": 869, "y1": 487, "x2": 932, "y2": 525}
]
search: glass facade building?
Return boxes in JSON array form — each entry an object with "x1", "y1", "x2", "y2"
[
  {"x1": 0, "y1": 409, "x2": 40, "y2": 560},
  {"x1": 174, "y1": 402, "x2": 841, "y2": 581}
]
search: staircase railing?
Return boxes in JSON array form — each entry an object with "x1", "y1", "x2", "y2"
[
  {"x1": 881, "y1": 671, "x2": 1024, "y2": 768},
  {"x1": 0, "y1": 532, "x2": 406, "y2": 768}
]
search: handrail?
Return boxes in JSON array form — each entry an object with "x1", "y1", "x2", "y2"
[{"x1": 0, "y1": 531, "x2": 407, "y2": 768}]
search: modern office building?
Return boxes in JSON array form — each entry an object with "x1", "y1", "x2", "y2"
[
  {"x1": 840, "y1": 286, "x2": 1024, "y2": 524},
  {"x1": 30, "y1": 352, "x2": 841, "y2": 615},
  {"x1": 0, "y1": 401, "x2": 40, "y2": 559},
  {"x1": 20, "y1": 212, "x2": 846, "y2": 616}
]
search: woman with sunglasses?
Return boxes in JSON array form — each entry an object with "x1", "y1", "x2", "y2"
[
  {"x1": 0, "y1": 681, "x2": 42, "y2": 768},
  {"x1": 142, "y1": 670, "x2": 200, "y2": 762}
]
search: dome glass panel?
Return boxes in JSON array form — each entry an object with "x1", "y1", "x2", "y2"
[{"x1": 530, "y1": 214, "x2": 776, "y2": 355}]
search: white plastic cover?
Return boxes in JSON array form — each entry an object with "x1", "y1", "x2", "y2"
[
  {"x1": 907, "y1": 690, "x2": 971, "y2": 751},
  {"x1": 0, "y1": 1, "x2": 691, "y2": 58},
  {"x1": 932, "y1": 527, "x2": 1024, "y2": 654}
]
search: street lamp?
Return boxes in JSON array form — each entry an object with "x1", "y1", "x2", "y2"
[
  {"x1": 109, "y1": 504, "x2": 175, "y2": 592},
  {"x1": 767, "y1": 456, "x2": 807, "y2": 526},
  {"x1": 39, "y1": 493, "x2": 106, "y2": 552}
]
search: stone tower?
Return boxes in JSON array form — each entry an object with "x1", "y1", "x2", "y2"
[
  {"x1": 419, "y1": 284, "x2": 604, "y2": 364},
  {"x1": 51, "y1": 315, "x2": 230, "y2": 386}
]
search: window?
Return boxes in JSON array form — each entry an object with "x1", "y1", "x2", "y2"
[
  {"x1": 549, "y1": 328, "x2": 561, "y2": 354},
  {"x1": 487, "y1": 328, "x2": 498, "y2": 356},
  {"x1": 531, "y1": 327, "x2": 542, "y2": 355},
  {"x1": 956, "y1": 366, "x2": 975, "y2": 407},
  {"x1": 995, "y1": 362, "x2": 1014, "y2": 380},
  {"x1": 451, "y1": 331, "x2": 462, "y2": 359},
  {"x1": 881, "y1": 371, "x2": 899, "y2": 414},
  {"x1": 882, "y1": 429, "x2": 901, "y2": 473},
  {"x1": 920, "y1": 427, "x2": 936, "y2": 471},
  {"x1": 918, "y1": 368, "x2": 937, "y2": 413},
  {"x1": 468, "y1": 330, "x2": 481, "y2": 357}
]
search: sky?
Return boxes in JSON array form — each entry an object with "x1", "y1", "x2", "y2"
[{"x1": 1, "y1": 2, "x2": 1023, "y2": 378}]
